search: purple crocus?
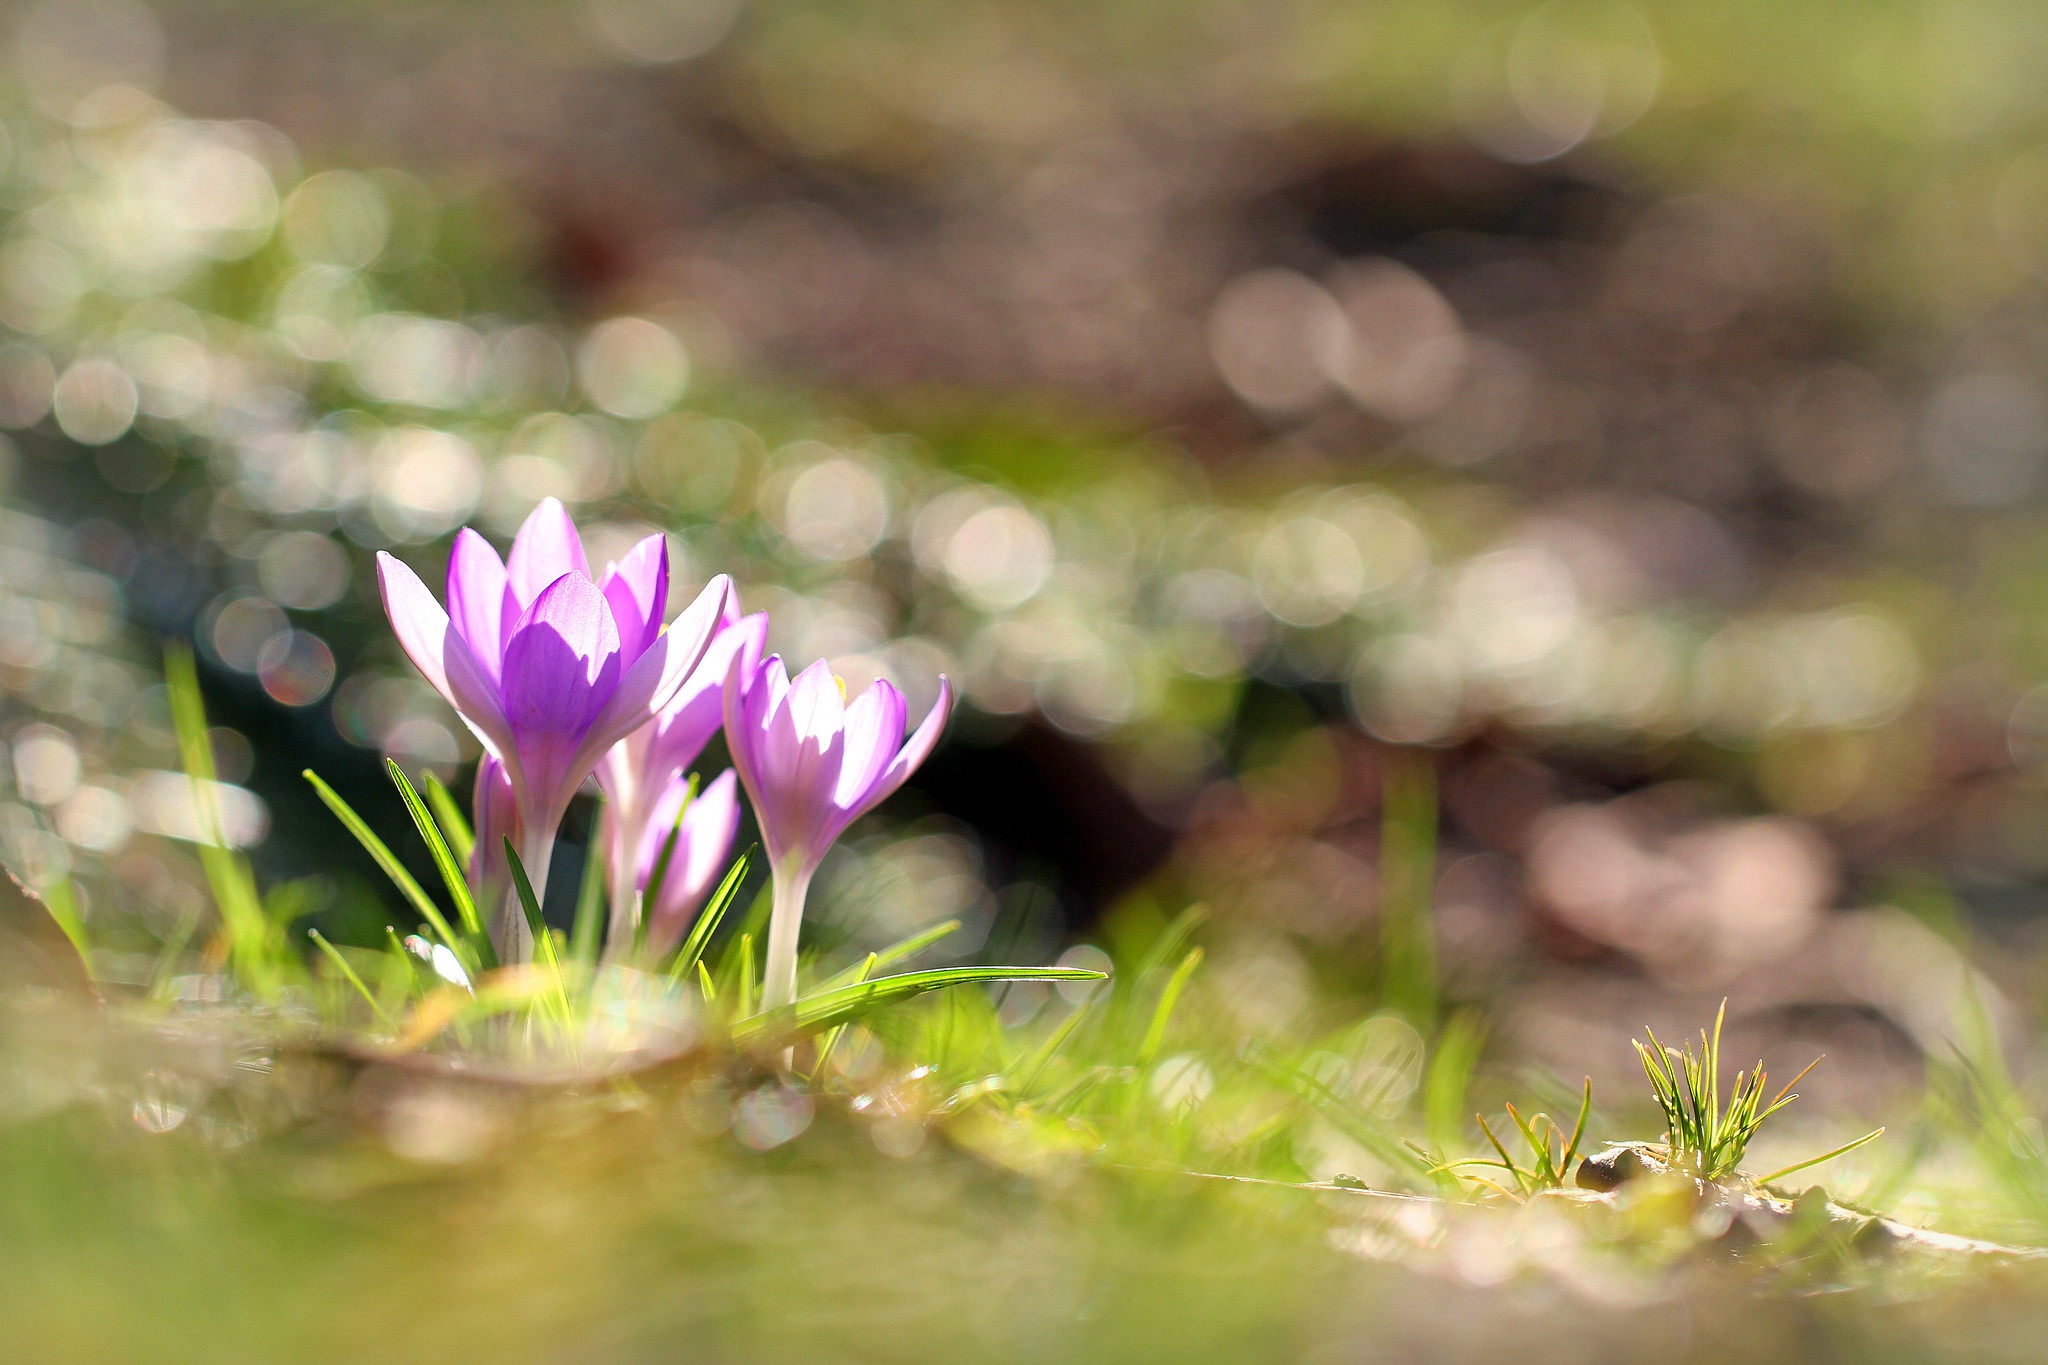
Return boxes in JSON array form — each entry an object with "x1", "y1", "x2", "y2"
[
  {"x1": 723, "y1": 656, "x2": 953, "y2": 1010},
  {"x1": 595, "y1": 608, "x2": 767, "y2": 956},
  {"x1": 632, "y1": 768, "x2": 743, "y2": 959},
  {"x1": 377, "y1": 498, "x2": 730, "y2": 961}
]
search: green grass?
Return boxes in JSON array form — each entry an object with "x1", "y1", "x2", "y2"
[
  {"x1": 1437, "y1": 1079, "x2": 1592, "y2": 1199},
  {"x1": 4, "y1": 653, "x2": 2038, "y2": 1365},
  {"x1": 1635, "y1": 1000, "x2": 1884, "y2": 1184}
]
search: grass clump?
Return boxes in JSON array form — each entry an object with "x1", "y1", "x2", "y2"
[
  {"x1": 1434, "y1": 1079, "x2": 1592, "y2": 1199},
  {"x1": 1636, "y1": 1000, "x2": 1883, "y2": 1184}
]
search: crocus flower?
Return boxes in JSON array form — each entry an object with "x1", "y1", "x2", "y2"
[
  {"x1": 595, "y1": 608, "x2": 767, "y2": 956},
  {"x1": 378, "y1": 498, "x2": 730, "y2": 961},
  {"x1": 724, "y1": 656, "x2": 953, "y2": 1010},
  {"x1": 633, "y1": 768, "x2": 743, "y2": 960}
]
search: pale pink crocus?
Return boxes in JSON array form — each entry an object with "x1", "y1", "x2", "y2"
[
  {"x1": 632, "y1": 768, "x2": 743, "y2": 960},
  {"x1": 723, "y1": 656, "x2": 953, "y2": 1010},
  {"x1": 594, "y1": 608, "x2": 767, "y2": 957},
  {"x1": 377, "y1": 498, "x2": 730, "y2": 962}
]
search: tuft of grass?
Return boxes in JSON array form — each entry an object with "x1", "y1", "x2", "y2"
[
  {"x1": 1636, "y1": 1000, "x2": 1881, "y2": 1183},
  {"x1": 1637, "y1": 1001, "x2": 1804, "y2": 1179},
  {"x1": 1434, "y1": 1079, "x2": 1593, "y2": 1199}
]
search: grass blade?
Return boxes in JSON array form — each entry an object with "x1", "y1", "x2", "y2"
[
  {"x1": 1133, "y1": 902, "x2": 1208, "y2": 984},
  {"x1": 1241, "y1": 1038, "x2": 1430, "y2": 1181},
  {"x1": 1766, "y1": 1054, "x2": 1824, "y2": 1112},
  {"x1": 811, "y1": 952, "x2": 877, "y2": 1080},
  {"x1": 1137, "y1": 947, "x2": 1202, "y2": 1064},
  {"x1": 144, "y1": 905, "x2": 201, "y2": 1005},
  {"x1": 40, "y1": 877, "x2": 89, "y2": 966},
  {"x1": 1476, "y1": 1113, "x2": 1530, "y2": 1195},
  {"x1": 421, "y1": 770, "x2": 473, "y2": 868},
  {"x1": 1708, "y1": 1000, "x2": 1726, "y2": 1150},
  {"x1": 1502, "y1": 1101, "x2": 1546, "y2": 1169},
  {"x1": 667, "y1": 847, "x2": 753, "y2": 983},
  {"x1": 386, "y1": 760, "x2": 489, "y2": 961},
  {"x1": 1012, "y1": 995, "x2": 1097, "y2": 1095},
  {"x1": 1043, "y1": 1065, "x2": 1117, "y2": 1116},
  {"x1": 735, "y1": 933, "x2": 755, "y2": 1020},
  {"x1": 1560, "y1": 1077, "x2": 1593, "y2": 1175},
  {"x1": 308, "y1": 928, "x2": 398, "y2": 1031},
  {"x1": 1758, "y1": 1128, "x2": 1887, "y2": 1186},
  {"x1": 816, "y1": 919, "x2": 961, "y2": 992},
  {"x1": 385, "y1": 926, "x2": 425, "y2": 999},
  {"x1": 504, "y1": 837, "x2": 572, "y2": 1024},
  {"x1": 724, "y1": 883, "x2": 772, "y2": 971},
  {"x1": 305, "y1": 770, "x2": 468, "y2": 968},
  {"x1": 167, "y1": 646, "x2": 276, "y2": 997}
]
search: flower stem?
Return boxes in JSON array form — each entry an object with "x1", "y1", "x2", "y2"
[
  {"x1": 601, "y1": 811, "x2": 637, "y2": 965},
  {"x1": 761, "y1": 863, "x2": 813, "y2": 1013}
]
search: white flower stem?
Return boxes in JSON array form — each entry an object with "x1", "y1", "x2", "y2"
[
  {"x1": 602, "y1": 879, "x2": 638, "y2": 966},
  {"x1": 761, "y1": 862, "x2": 813, "y2": 1013},
  {"x1": 601, "y1": 811, "x2": 637, "y2": 965}
]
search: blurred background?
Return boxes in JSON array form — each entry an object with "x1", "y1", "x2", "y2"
[{"x1": 5, "y1": 0, "x2": 2048, "y2": 1137}]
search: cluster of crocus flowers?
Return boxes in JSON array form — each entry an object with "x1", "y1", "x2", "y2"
[
  {"x1": 378, "y1": 499, "x2": 730, "y2": 961},
  {"x1": 377, "y1": 499, "x2": 952, "y2": 988}
]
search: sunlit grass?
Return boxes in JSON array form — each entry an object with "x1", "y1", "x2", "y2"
[
  {"x1": 1635, "y1": 1000, "x2": 1884, "y2": 1185},
  {"x1": 6, "y1": 663, "x2": 2039, "y2": 1365}
]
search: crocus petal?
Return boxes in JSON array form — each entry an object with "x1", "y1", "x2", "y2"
[
  {"x1": 648, "y1": 611, "x2": 769, "y2": 780},
  {"x1": 722, "y1": 651, "x2": 771, "y2": 802},
  {"x1": 574, "y1": 576, "x2": 732, "y2": 777},
  {"x1": 600, "y1": 534, "x2": 669, "y2": 662},
  {"x1": 727, "y1": 653, "x2": 791, "y2": 787},
  {"x1": 832, "y1": 680, "x2": 907, "y2": 813},
  {"x1": 377, "y1": 551, "x2": 514, "y2": 761},
  {"x1": 859, "y1": 676, "x2": 954, "y2": 819},
  {"x1": 595, "y1": 610, "x2": 752, "y2": 881},
  {"x1": 743, "y1": 652, "x2": 790, "y2": 736},
  {"x1": 674, "y1": 769, "x2": 741, "y2": 903},
  {"x1": 501, "y1": 571, "x2": 623, "y2": 742},
  {"x1": 645, "y1": 770, "x2": 742, "y2": 954},
  {"x1": 379, "y1": 551, "x2": 454, "y2": 697},
  {"x1": 447, "y1": 529, "x2": 509, "y2": 683},
  {"x1": 768, "y1": 669, "x2": 847, "y2": 871},
  {"x1": 786, "y1": 658, "x2": 846, "y2": 747},
  {"x1": 657, "y1": 574, "x2": 735, "y2": 714},
  {"x1": 585, "y1": 573, "x2": 729, "y2": 740},
  {"x1": 759, "y1": 677, "x2": 805, "y2": 788},
  {"x1": 725, "y1": 653, "x2": 822, "y2": 870},
  {"x1": 469, "y1": 754, "x2": 519, "y2": 896},
  {"x1": 633, "y1": 769, "x2": 694, "y2": 884},
  {"x1": 595, "y1": 723, "x2": 653, "y2": 823},
  {"x1": 505, "y1": 497, "x2": 591, "y2": 615}
]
